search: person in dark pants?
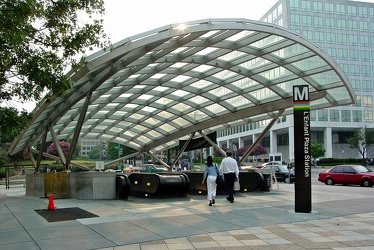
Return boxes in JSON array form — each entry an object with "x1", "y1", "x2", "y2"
[{"x1": 219, "y1": 151, "x2": 239, "y2": 203}]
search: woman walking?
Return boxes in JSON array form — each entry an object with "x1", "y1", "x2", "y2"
[{"x1": 202, "y1": 155, "x2": 219, "y2": 206}]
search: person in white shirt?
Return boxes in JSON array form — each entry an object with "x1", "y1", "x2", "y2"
[{"x1": 219, "y1": 151, "x2": 239, "y2": 203}]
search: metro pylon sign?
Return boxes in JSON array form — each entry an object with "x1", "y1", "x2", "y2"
[{"x1": 293, "y1": 85, "x2": 312, "y2": 213}]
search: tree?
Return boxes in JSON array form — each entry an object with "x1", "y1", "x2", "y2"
[
  {"x1": 0, "y1": 0, "x2": 110, "y2": 135},
  {"x1": 310, "y1": 143, "x2": 325, "y2": 166},
  {"x1": 347, "y1": 127, "x2": 374, "y2": 164}
]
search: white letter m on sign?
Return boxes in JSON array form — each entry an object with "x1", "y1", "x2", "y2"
[{"x1": 294, "y1": 86, "x2": 309, "y2": 101}]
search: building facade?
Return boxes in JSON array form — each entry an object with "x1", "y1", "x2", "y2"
[{"x1": 217, "y1": 0, "x2": 374, "y2": 162}]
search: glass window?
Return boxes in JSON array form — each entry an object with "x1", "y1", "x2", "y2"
[
  {"x1": 326, "y1": 33, "x2": 336, "y2": 44},
  {"x1": 314, "y1": 31, "x2": 324, "y2": 43},
  {"x1": 363, "y1": 95, "x2": 372, "y2": 107},
  {"x1": 336, "y1": 4, "x2": 345, "y2": 15},
  {"x1": 302, "y1": 15, "x2": 312, "y2": 27},
  {"x1": 350, "y1": 64, "x2": 360, "y2": 76},
  {"x1": 353, "y1": 95, "x2": 361, "y2": 107},
  {"x1": 347, "y1": 5, "x2": 357, "y2": 16},
  {"x1": 349, "y1": 49, "x2": 359, "y2": 61},
  {"x1": 358, "y1": 6, "x2": 368, "y2": 17},
  {"x1": 341, "y1": 110, "x2": 351, "y2": 122},
  {"x1": 340, "y1": 63, "x2": 349, "y2": 75},
  {"x1": 324, "y1": 2, "x2": 334, "y2": 14},
  {"x1": 330, "y1": 110, "x2": 340, "y2": 122},
  {"x1": 290, "y1": 14, "x2": 300, "y2": 26},
  {"x1": 290, "y1": 0, "x2": 300, "y2": 10},
  {"x1": 361, "y1": 50, "x2": 370, "y2": 62},
  {"x1": 364, "y1": 111, "x2": 373, "y2": 122},
  {"x1": 325, "y1": 47, "x2": 337, "y2": 59},
  {"x1": 318, "y1": 109, "x2": 328, "y2": 121},
  {"x1": 370, "y1": 7, "x2": 374, "y2": 17},
  {"x1": 359, "y1": 21, "x2": 369, "y2": 32},
  {"x1": 348, "y1": 20, "x2": 357, "y2": 31},
  {"x1": 301, "y1": 0, "x2": 311, "y2": 11},
  {"x1": 371, "y1": 23, "x2": 374, "y2": 32},
  {"x1": 360, "y1": 36, "x2": 370, "y2": 47},
  {"x1": 302, "y1": 30, "x2": 313, "y2": 39},
  {"x1": 325, "y1": 17, "x2": 335, "y2": 29},
  {"x1": 351, "y1": 79, "x2": 361, "y2": 91},
  {"x1": 353, "y1": 110, "x2": 362, "y2": 122},
  {"x1": 361, "y1": 65, "x2": 371, "y2": 77},
  {"x1": 337, "y1": 19, "x2": 346, "y2": 30},
  {"x1": 314, "y1": 16, "x2": 324, "y2": 28},
  {"x1": 337, "y1": 33, "x2": 347, "y2": 45},
  {"x1": 310, "y1": 110, "x2": 316, "y2": 121},
  {"x1": 362, "y1": 80, "x2": 372, "y2": 92},
  {"x1": 338, "y1": 48, "x2": 348, "y2": 60},
  {"x1": 348, "y1": 34, "x2": 358, "y2": 46},
  {"x1": 313, "y1": 1, "x2": 323, "y2": 13}
]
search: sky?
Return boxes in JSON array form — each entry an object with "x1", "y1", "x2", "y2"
[{"x1": 103, "y1": 0, "x2": 279, "y2": 44}]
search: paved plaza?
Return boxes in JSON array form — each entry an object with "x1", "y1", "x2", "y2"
[{"x1": 1, "y1": 182, "x2": 374, "y2": 250}]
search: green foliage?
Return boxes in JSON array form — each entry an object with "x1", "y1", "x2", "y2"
[
  {"x1": 310, "y1": 143, "x2": 325, "y2": 162},
  {"x1": 107, "y1": 142, "x2": 137, "y2": 160},
  {"x1": 0, "y1": 0, "x2": 110, "y2": 136},
  {"x1": 0, "y1": 107, "x2": 32, "y2": 136},
  {"x1": 346, "y1": 127, "x2": 374, "y2": 163}
]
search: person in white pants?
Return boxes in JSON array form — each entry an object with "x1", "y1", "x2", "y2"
[{"x1": 202, "y1": 155, "x2": 219, "y2": 206}]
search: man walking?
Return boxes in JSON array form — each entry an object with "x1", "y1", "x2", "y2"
[{"x1": 220, "y1": 151, "x2": 239, "y2": 203}]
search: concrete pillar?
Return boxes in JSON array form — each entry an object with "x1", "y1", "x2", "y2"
[
  {"x1": 270, "y1": 130, "x2": 277, "y2": 153},
  {"x1": 325, "y1": 127, "x2": 332, "y2": 158}
]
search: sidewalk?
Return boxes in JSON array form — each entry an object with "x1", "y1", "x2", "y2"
[{"x1": 1, "y1": 183, "x2": 374, "y2": 250}]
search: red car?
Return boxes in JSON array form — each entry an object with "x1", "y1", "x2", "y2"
[{"x1": 318, "y1": 165, "x2": 374, "y2": 187}]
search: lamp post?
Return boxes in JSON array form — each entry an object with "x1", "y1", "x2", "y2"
[{"x1": 342, "y1": 150, "x2": 345, "y2": 164}]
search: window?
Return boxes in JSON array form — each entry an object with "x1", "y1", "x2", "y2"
[
  {"x1": 326, "y1": 33, "x2": 336, "y2": 44},
  {"x1": 358, "y1": 6, "x2": 368, "y2": 17},
  {"x1": 277, "y1": 134, "x2": 289, "y2": 146},
  {"x1": 314, "y1": 16, "x2": 324, "y2": 28},
  {"x1": 341, "y1": 110, "x2": 351, "y2": 122},
  {"x1": 313, "y1": 1, "x2": 323, "y2": 13},
  {"x1": 361, "y1": 50, "x2": 370, "y2": 62},
  {"x1": 350, "y1": 64, "x2": 360, "y2": 76},
  {"x1": 359, "y1": 21, "x2": 369, "y2": 32},
  {"x1": 302, "y1": 15, "x2": 312, "y2": 27},
  {"x1": 290, "y1": 0, "x2": 300, "y2": 10},
  {"x1": 318, "y1": 109, "x2": 328, "y2": 121},
  {"x1": 325, "y1": 17, "x2": 335, "y2": 29},
  {"x1": 370, "y1": 7, "x2": 374, "y2": 18},
  {"x1": 363, "y1": 95, "x2": 372, "y2": 107},
  {"x1": 347, "y1": 5, "x2": 357, "y2": 16},
  {"x1": 325, "y1": 47, "x2": 337, "y2": 59},
  {"x1": 340, "y1": 63, "x2": 349, "y2": 75},
  {"x1": 353, "y1": 110, "x2": 362, "y2": 122},
  {"x1": 324, "y1": 2, "x2": 334, "y2": 14},
  {"x1": 353, "y1": 95, "x2": 361, "y2": 107},
  {"x1": 310, "y1": 110, "x2": 316, "y2": 121},
  {"x1": 302, "y1": 30, "x2": 313, "y2": 40},
  {"x1": 351, "y1": 79, "x2": 361, "y2": 91},
  {"x1": 364, "y1": 111, "x2": 373, "y2": 122},
  {"x1": 290, "y1": 14, "x2": 300, "y2": 26},
  {"x1": 337, "y1": 19, "x2": 346, "y2": 30},
  {"x1": 314, "y1": 31, "x2": 324, "y2": 43},
  {"x1": 348, "y1": 34, "x2": 358, "y2": 46},
  {"x1": 337, "y1": 33, "x2": 347, "y2": 45},
  {"x1": 349, "y1": 49, "x2": 359, "y2": 61},
  {"x1": 330, "y1": 110, "x2": 340, "y2": 122},
  {"x1": 360, "y1": 36, "x2": 370, "y2": 47},
  {"x1": 301, "y1": 0, "x2": 311, "y2": 11},
  {"x1": 336, "y1": 4, "x2": 345, "y2": 15},
  {"x1": 338, "y1": 48, "x2": 348, "y2": 60},
  {"x1": 348, "y1": 20, "x2": 357, "y2": 31},
  {"x1": 361, "y1": 65, "x2": 371, "y2": 77},
  {"x1": 362, "y1": 80, "x2": 372, "y2": 92}
]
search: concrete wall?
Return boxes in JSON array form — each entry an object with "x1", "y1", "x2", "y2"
[{"x1": 26, "y1": 171, "x2": 116, "y2": 200}]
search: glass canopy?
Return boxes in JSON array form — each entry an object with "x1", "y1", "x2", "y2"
[{"x1": 9, "y1": 19, "x2": 355, "y2": 156}]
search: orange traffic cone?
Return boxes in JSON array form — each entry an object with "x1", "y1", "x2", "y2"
[{"x1": 48, "y1": 194, "x2": 56, "y2": 210}]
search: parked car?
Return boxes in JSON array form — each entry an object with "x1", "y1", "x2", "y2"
[
  {"x1": 262, "y1": 164, "x2": 295, "y2": 183},
  {"x1": 257, "y1": 161, "x2": 283, "y2": 169},
  {"x1": 144, "y1": 164, "x2": 169, "y2": 172},
  {"x1": 318, "y1": 165, "x2": 374, "y2": 187}
]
